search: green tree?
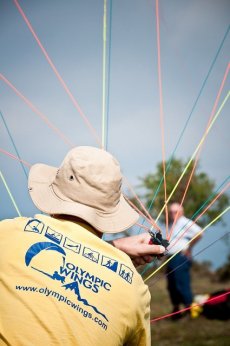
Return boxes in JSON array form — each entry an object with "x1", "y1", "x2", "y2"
[{"x1": 138, "y1": 158, "x2": 229, "y2": 226}]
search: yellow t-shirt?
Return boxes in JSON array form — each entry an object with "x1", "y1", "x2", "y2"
[{"x1": 0, "y1": 215, "x2": 151, "y2": 346}]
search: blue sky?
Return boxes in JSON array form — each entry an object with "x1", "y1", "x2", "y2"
[{"x1": 0, "y1": 0, "x2": 229, "y2": 269}]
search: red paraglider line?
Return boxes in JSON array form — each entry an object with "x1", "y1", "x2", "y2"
[{"x1": 150, "y1": 291, "x2": 230, "y2": 322}]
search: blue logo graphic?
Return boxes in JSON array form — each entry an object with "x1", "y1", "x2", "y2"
[
  {"x1": 45, "y1": 227, "x2": 63, "y2": 244},
  {"x1": 83, "y1": 247, "x2": 99, "y2": 263},
  {"x1": 25, "y1": 241, "x2": 107, "y2": 320},
  {"x1": 25, "y1": 241, "x2": 66, "y2": 279},
  {"x1": 101, "y1": 256, "x2": 118, "y2": 272},
  {"x1": 63, "y1": 237, "x2": 81, "y2": 253},
  {"x1": 63, "y1": 281, "x2": 108, "y2": 321},
  {"x1": 24, "y1": 219, "x2": 44, "y2": 234},
  {"x1": 119, "y1": 264, "x2": 133, "y2": 284}
]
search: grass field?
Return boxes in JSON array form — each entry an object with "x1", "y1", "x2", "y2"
[{"x1": 142, "y1": 262, "x2": 230, "y2": 345}]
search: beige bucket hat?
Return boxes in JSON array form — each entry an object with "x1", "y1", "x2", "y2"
[{"x1": 28, "y1": 146, "x2": 139, "y2": 233}]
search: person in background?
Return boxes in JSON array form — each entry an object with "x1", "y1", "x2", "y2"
[
  {"x1": 0, "y1": 146, "x2": 164, "y2": 346},
  {"x1": 166, "y1": 202, "x2": 202, "y2": 318}
]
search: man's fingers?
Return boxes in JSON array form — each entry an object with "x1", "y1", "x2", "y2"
[
  {"x1": 132, "y1": 257, "x2": 146, "y2": 267},
  {"x1": 138, "y1": 244, "x2": 165, "y2": 256},
  {"x1": 142, "y1": 255, "x2": 154, "y2": 263},
  {"x1": 132, "y1": 255, "x2": 155, "y2": 267}
]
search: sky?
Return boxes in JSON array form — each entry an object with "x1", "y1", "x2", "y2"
[{"x1": 0, "y1": 0, "x2": 229, "y2": 269}]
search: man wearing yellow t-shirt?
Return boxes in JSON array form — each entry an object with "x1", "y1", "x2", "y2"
[{"x1": 0, "y1": 146, "x2": 164, "y2": 345}]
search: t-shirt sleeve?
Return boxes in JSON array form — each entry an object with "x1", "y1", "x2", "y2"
[{"x1": 126, "y1": 281, "x2": 151, "y2": 346}]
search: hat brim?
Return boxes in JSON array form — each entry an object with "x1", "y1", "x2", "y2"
[{"x1": 28, "y1": 163, "x2": 139, "y2": 233}]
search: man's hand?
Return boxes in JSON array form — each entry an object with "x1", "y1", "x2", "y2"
[{"x1": 112, "y1": 233, "x2": 165, "y2": 267}]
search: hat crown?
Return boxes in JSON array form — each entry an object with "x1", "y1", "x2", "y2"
[
  {"x1": 52, "y1": 147, "x2": 122, "y2": 212},
  {"x1": 29, "y1": 146, "x2": 139, "y2": 233}
]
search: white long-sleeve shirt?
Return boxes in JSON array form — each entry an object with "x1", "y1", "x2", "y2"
[{"x1": 168, "y1": 216, "x2": 201, "y2": 255}]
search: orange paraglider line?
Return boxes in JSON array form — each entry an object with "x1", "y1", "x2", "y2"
[
  {"x1": 168, "y1": 63, "x2": 230, "y2": 240},
  {"x1": 13, "y1": 0, "x2": 101, "y2": 147}
]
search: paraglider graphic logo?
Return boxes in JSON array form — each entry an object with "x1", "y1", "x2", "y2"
[
  {"x1": 25, "y1": 241, "x2": 108, "y2": 321},
  {"x1": 25, "y1": 241, "x2": 66, "y2": 280}
]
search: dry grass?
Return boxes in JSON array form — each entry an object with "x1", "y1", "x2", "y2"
[{"x1": 141, "y1": 262, "x2": 230, "y2": 346}]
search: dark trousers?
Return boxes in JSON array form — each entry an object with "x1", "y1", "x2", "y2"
[{"x1": 166, "y1": 252, "x2": 193, "y2": 307}]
